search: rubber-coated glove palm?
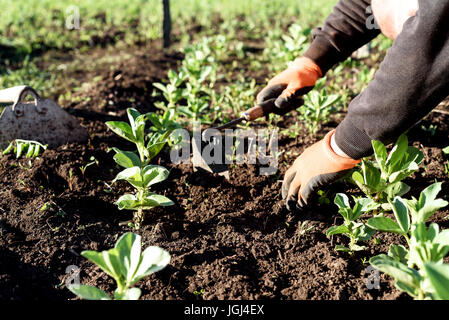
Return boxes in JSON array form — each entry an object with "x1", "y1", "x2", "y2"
[
  {"x1": 257, "y1": 57, "x2": 322, "y2": 112},
  {"x1": 282, "y1": 130, "x2": 361, "y2": 210}
]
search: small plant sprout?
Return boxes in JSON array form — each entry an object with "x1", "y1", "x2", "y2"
[
  {"x1": 352, "y1": 134, "x2": 423, "y2": 209},
  {"x1": 297, "y1": 221, "x2": 315, "y2": 241},
  {"x1": 317, "y1": 190, "x2": 330, "y2": 205},
  {"x1": 193, "y1": 288, "x2": 205, "y2": 296},
  {"x1": 106, "y1": 108, "x2": 174, "y2": 229},
  {"x1": 68, "y1": 168, "x2": 74, "y2": 191},
  {"x1": 178, "y1": 95, "x2": 210, "y2": 123},
  {"x1": 326, "y1": 193, "x2": 379, "y2": 253},
  {"x1": 68, "y1": 232, "x2": 170, "y2": 300},
  {"x1": 79, "y1": 156, "x2": 98, "y2": 178},
  {"x1": 299, "y1": 89, "x2": 340, "y2": 137},
  {"x1": 443, "y1": 146, "x2": 449, "y2": 178},
  {"x1": 153, "y1": 69, "x2": 186, "y2": 109},
  {"x1": 2, "y1": 139, "x2": 47, "y2": 158}
]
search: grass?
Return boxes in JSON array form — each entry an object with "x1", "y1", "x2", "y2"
[
  {"x1": 0, "y1": 0, "x2": 335, "y2": 54},
  {"x1": 0, "y1": 0, "x2": 337, "y2": 99}
]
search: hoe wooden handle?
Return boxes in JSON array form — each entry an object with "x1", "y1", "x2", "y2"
[{"x1": 244, "y1": 105, "x2": 265, "y2": 121}]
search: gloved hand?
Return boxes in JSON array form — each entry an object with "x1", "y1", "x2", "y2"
[
  {"x1": 282, "y1": 130, "x2": 361, "y2": 210},
  {"x1": 257, "y1": 56, "x2": 322, "y2": 113}
]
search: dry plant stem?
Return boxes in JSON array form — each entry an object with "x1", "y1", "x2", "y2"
[{"x1": 135, "y1": 207, "x2": 144, "y2": 229}]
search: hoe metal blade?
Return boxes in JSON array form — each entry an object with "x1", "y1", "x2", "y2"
[
  {"x1": 0, "y1": 86, "x2": 89, "y2": 149},
  {"x1": 192, "y1": 131, "x2": 230, "y2": 180}
]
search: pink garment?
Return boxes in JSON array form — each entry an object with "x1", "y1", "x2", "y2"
[{"x1": 372, "y1": 0, "x2": 419, "y2": 39}]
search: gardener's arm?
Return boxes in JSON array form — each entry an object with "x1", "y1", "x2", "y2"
[
  {"x1": 283, "y1": 0, "x2": 449, "y2": 210},
  {"x1": 257, "y1": 0, "x2": 379, "y2": 112},
  {"x1": 334, "y1": 0, "x2": 449, "y2": 159},
  {"x1": 303, "y1": 0, "x2": 380, "y2": 74}
]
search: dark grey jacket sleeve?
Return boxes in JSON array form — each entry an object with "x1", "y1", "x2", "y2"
[
  {"x1": 335, "y1": 0, "x2": 449, "y2": 159},
  {"x1": 304, "y1": 0, "x2": 380, "y2": 74}
]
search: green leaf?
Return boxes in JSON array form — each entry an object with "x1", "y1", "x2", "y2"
[
  {"x1": 334, "y1": 193, "x2": 350, "y2": 210},
  {"x1": 106, "y1": 121, "x2": 136, "y2": 143},
  {"x1": 349, "y1": 243, "x2": 366, "y2": 252},
  {"x1": 134, "y1": 120, "x2": 146, "y2": 143},
  {"x1": 145, "y1": 131, "x2": 170, "y2": 162},
  {"x1": 117, "y1": 287, "x2": 142, "y2": 300},
  {"x1": 114, "y1": 233, "x2": 142, "y2": 285},
  {"x1": 113, "y1": 166, "x2": 144, "y2": 189},
  {"x1": 352, "y1": 171, "x2": 364, "y2": 185},
  {"x1": 146, "y1": 142, "x2": 167, "y2": 162},
  {"x1": 372, "y1": 140, "x2": 387, "y2": 172},
  {"x1": 358, "y1": 161, "x2": 381, "y2": 193},
  {"x1": 424, "y1": 263, "x2": 449, "y2": 300},
  {"x1": 326, "y1": 225, "x2": 349, "y2": 237},
  {"x1": 391, "y1": 197, "x2": 410, "y2": 233},
  {"x1": 388, "y1": 244, "x2": 409, "y2": 264},
  {"x1": 80, "y1": 250, "x2": 116, "y2": 279},
  {"x1": 352, "y1": 171, "x2": 375, "y2": 196},
  {"x1": 2, "y1": 141, "x2": 14, "y2": 155},
  {"x1": 443, "y1": 146, "x2": 449, "y2": 155},
  {"x1": 100, "y1": 249, "x2": 123, "y2": 286},
  {"x1": 178, "y1": 106, "x2": 194, "y2": 118},
  {"x1": 25, "y1": 144, "x2": 34, "y2": 158},
  {"x1": 127, "y1": 108, "x2": 141, "y2": 126},
  {"x1": 352, "y1": 197, "x2": 378, "y2": 220},
  {"x1": 139, "y1": 193, "x2": 174, "y2": 209},
  {"x1": 386, "y1": 134, "x2": 408, "y2": 173},
  {"x1": 355, "y1": 197, "x2": 378, "y2": 212},
  {"x1": 334, "y1": 193, "x2": 351, "y2": 221},
  {"x1": 112, "y1": 148, "x2": 141, "y2": 168},
  {"x1": 416, "y1": 182, "x2": 448, "y2": 223},
  {"x1": 357, "y1": 224, "x2": 376, "y2": 241},
  {"x1": 385, "y1": 182, "x2": 410, "y2": 200},
  {"x1": 147, "y1": 112, "x2": 162, "y2": 129},
  {"x1": 370, "y1": 254, "x2": 421, "y2": 289},
  {"x1": 395, "y1": 281, "x2": 419, "y2": 298},
  {"x1": 334, "y1": 245, "x2": 351, "y2": 252},
  {"x1": 33, "y1": 144, "x2": 42, "y2": 157},
  {"x1": 68, "y1": 284, "x2": 111, "y2": 300},
  {"x1": 131, "y1": 246, "x2": 171, "y2": 285},
  {"x1": 419, "y1": 182, "x2": 443, "y2": 208},
  {"x1": 153, "y1": 82, "x2": 168, "y2": 94},
  {"x1": 16, "y1": 141, "x2": 24, "y2": 158},
  {"x1": 411, "y1": 222, "x2": 429, "y2": 242},
  {"x1": 388, "y1": 146, "x2": 423, "y2": 184},
  {"x1": 141, "y1": 165, "x2": 170, "y2": 187},
  {"x1": 367, "y1": 216, "x2": 404, "y2": 234},
  {"x1": 435, "y1": 229, "x2": 449, "y2": 247},
  {"x1": 116, "y1": 194, "x2": 139, "y2": 210},
  {"x1": 404, "y1": 146, "x2": 424, "y2": 166}
]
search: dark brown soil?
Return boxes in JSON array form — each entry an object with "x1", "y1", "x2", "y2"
[{"x1": 1, "y1": 43, "x2": 448, "y2": 301}]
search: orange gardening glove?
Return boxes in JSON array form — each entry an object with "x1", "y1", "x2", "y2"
[
  {"x1": 282, "y1": 130, "x2": 361, "y2": 210},
  {"x1": 257, "y1": 57, "x2": 322, "y2": 113}
]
